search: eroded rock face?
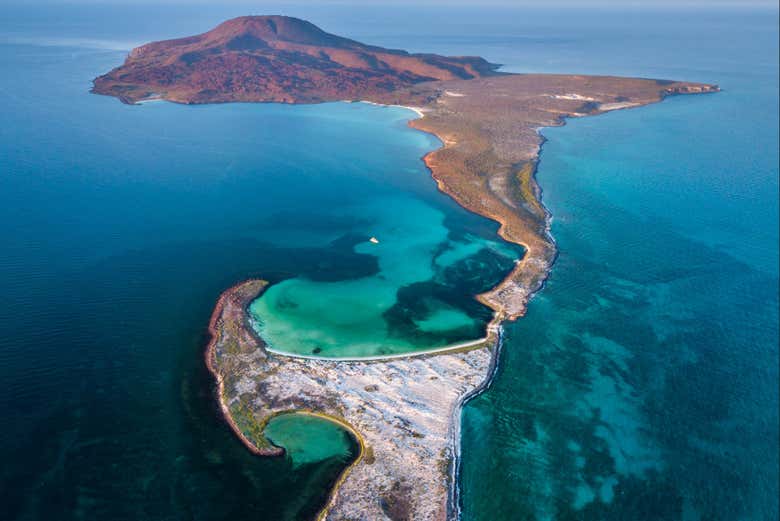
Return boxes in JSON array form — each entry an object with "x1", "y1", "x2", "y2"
[
  {"x1": 92, "y1": 16, "x2": 500, "y2": 104},
  {"x1": 206, "y1": 280, "x2": 497, "y2": 520}
]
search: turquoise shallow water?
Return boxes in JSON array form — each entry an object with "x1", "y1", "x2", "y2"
[
  {"x1": 249, "y1": 195, "x2": 517, "y2": 357},
  {"x1": 264, "y1": 414, "x2": 358, "y2": 469}
]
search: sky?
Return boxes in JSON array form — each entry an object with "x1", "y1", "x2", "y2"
[{"x1": 10, "y1": 0, "x2": 779, "y2": 6}]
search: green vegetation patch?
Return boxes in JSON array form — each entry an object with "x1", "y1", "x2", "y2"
[{"x1": 229, "y1": 399, "x2": 276, "y2": 451}]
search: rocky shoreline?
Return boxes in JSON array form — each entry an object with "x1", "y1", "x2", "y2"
[
  {"x1": 395, "y1": 75, "x2": 718, "y2": 323},
  {"x1": 201, "y1": 76, "x2": 717, "y2": 519},
  {"x1": 206, "y1": 279, "x2": 498, "y2": 520},
  {"x1": 206, "y1": 79, "x2": 717, "y2": 521},
  {"x1": 204, "y1": 280, "x2": 284, "y2": 457},
  {"x1": 93, "y1": 16, "x2": 719, "y2": 520}
]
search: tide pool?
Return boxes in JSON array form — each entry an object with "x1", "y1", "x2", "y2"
[{"x1": 264, "y1": 413, "x2": 358, "y2": 469}]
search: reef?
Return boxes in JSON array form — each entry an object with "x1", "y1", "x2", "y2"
[{"x1": 97, "y1": 16, "x2": 719, "y2": 520}]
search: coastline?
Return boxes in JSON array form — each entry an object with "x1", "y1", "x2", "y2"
[
  {"x1": 448, "y1": 324, "x2": 505, "y2": 518},
  {"x1": 413, "y1": 87, "x2": 719, "y2": 519},
  {"x1": 359, "y1": 100, "x2": 426, "y2": 119},
  {"x1": 261, "y1": 327, "x2": 495, "y2": 362},
  {"x1": 200, "y1": 80, "x2": 718, "y2": 519},
  {"x1": 114, "y1": 68, "x2": 719, "y2": 519},
  {"x1": 204, "y1": 280, "x2": 284, "y2": 457},
  {"x1": 315, "y1": 85, "x2": 716, "y2": 518},
  {"x1": 262, "y1": 409, "x2": 368, "y2": 521},
  {"x1": 406, "y1": 108, "x2": 553, "y2": 323},
  {"x1": 206, "y1": 278, "x2": 496, "y2": 520}
]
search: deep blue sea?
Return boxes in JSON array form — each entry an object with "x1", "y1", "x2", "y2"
[{"x1": 1, "y1": 4, "x2": 777, "y2": 521}]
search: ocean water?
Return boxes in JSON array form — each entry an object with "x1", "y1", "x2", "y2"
[
  {"x1": 0, "y1": 50, "x2": 385, "y2": 520},
  {"x1": 0, "y1": 4, "x2": 777, "y2": 521},
  {"x1": 455, "y1": 7, "x2": 779, "y2": 521},
  {"x1": 0, "y1": 4, "x2": 519, "y2": 519}
]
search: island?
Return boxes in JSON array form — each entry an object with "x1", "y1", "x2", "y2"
[{"x1": 94, "y1": 16, "x2": 718, "y2": 520}]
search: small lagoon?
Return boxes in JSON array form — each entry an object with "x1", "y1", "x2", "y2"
[{"x1": 264, "y1": 413, "x2": 359, "y2": 469}]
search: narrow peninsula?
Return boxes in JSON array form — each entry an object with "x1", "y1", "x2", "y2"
[{"x1": 94, "y1": 15, "x2": 718, "y2": 521}]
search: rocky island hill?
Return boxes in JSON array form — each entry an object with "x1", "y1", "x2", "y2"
[
  {"x1": 92, "y1": 15, "x2": 501, "y2": 104},
  {"x1": 93, "y1": 15, "x2": 717, "y2": 324},
  {"x1": 95, "y1": 16, "x2": 719, "y2": 521}
]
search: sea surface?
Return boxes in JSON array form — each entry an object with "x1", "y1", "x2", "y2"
[
  {"x1": 0, "y1": 4, "x2": 519, "y2": 519},
  {"x1": 0, "y1": 4, "x2": 777, "y2": 521},
  {"x1": 454, "y1": 7, "x2": 779, "y2": 521}
]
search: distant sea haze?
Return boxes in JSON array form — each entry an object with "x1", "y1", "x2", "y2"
[
  {"x1": 0, "y1": 3, "x2": 777, "y2": 521},
  {"x1": 0, "y1": 35, "x2": 139, "y2": 50}
]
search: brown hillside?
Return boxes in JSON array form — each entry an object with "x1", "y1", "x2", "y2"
[{"x1": 92, "y1": 15, "x2": 500, "y2": 104}]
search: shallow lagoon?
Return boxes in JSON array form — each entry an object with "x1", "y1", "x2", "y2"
[
  {"x1": 264, "y1": 413, "x2": 358, "y2": 469},
  {"x1": 249, "y1": 194, "x2": 519, "y2": 357}
]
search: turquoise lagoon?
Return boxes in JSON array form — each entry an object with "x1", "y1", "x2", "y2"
[
  {"x1": 233, "y1": 106, "x2": 521, "y2": 359},
  {"x1": 249, "y1": 195, "x2": 518, "y2": 357},
  {"x1": 264, "y1": 413, "x2": 358, "y2": 469}
]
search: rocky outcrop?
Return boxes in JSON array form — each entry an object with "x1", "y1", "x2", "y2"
[{"x1": 92, "y1": 16, "x2": 500, "y2": 104}]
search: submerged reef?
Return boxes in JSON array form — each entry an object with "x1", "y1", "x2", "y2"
[{"x1": 99, "y1": 15, "x2": 718, "y2": 520}]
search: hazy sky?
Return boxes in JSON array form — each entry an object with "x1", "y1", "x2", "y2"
[{"x1": 18, "y1": 0, "x2": 780, "y2": 6}]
